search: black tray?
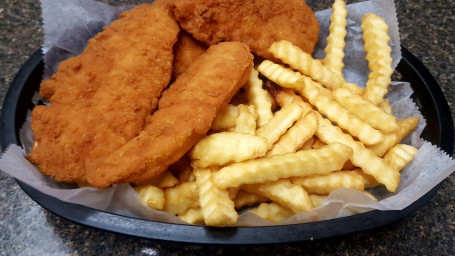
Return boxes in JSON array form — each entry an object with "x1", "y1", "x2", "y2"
[{"x1": 0, "y1": 48, "x2": 453, "y2": 244}]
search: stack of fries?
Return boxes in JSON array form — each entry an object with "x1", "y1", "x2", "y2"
[{"x1": 134, "y1": 0, "x2": 419, "y2": 226}]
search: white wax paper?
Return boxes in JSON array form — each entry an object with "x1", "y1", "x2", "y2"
[{"x1": 1, "y1": 0, "x2": 454, "y2": 227}]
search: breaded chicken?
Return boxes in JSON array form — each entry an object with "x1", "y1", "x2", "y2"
[
  {"x1": 28, "y1": 3, "x2": 180, "y2": 183},
  {"x1": 87, "y1": 42, "x2": 253, "y2": 188},
  {"x1": 172, "y1": 0, "x2": 320, "y2": 59},
  {"x1": 172, "y1": 31, "x2": 207, "y2": 80}
]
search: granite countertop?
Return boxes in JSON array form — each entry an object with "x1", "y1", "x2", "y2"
[{"x1": 1, "y1": 0, "x2": 454, "y2": 255}]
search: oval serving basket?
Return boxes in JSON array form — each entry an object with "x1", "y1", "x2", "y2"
[{"x1": 0, "y1": 47, "x2": 453, "y2": 244}]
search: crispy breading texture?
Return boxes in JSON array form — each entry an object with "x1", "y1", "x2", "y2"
[
  {"x1": 172, "y1": 0, "x2": 319, "y2": 59},
  {"x1": 87, "y1": 42, "x2": 253, "y2": 188},
  {"x1": 28, "y1": 4, "x2": 180, "y2": 183}
]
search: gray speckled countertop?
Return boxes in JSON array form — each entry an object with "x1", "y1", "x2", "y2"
[{"x1": 1, "y1": 0, "x2": 454, "y2": 255}]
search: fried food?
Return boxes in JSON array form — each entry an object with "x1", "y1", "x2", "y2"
[
  {"x1": 28, "y1": 4, "x2": 180, "y2": 183},
  {"x1": 86, "y1": 42, "x2": 253, "y2": 188},
  {"x1": 171, "y1": 0, "x2": 320, "y2": 59},
  {"x1": 172, "y1": 31, "x2": 207, "y2": 80}
]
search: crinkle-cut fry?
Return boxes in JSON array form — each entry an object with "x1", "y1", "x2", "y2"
[
  {"x1": 352, "y1": 168, "x2": 380, "y2": 188},
  {"x1": 135, "y1": 170, "x2": 179, "y2": 188},
  {"x1": 269, "y1": 40, "x2": 344, "y2": 89},
  {"x1": 258, "y1": 60, "x2": 318, "y2": 92},
  {"x1": 178, "y1": 207, "x2": 204, "y2": 225},
  {"x1": 315, "y1": 114, "x2": 400, "y2": 192},
  {"x1": 256, "y1": 102, "x2": 304, "y2": 149},
  {"x1": 249, "y1": 202, "x2": 294, "y2": 223},
  {"x1": 193, "y1": 168, "x2": 238, "y2": 227},
  {"x1": 367, "y1": 116, "x2": 420, "y2": 157},
  {"x1": 309, "y1": 194, "x2": 328, "y2": 208},
  {"x1": 259, "y1": 61, "x2": 384, "y2": 145},
  {"x1": 378, "y1": 98, "x2": 393, "y2": 115},
  {"x1": 134, "y1": 184, "x2": 165, "y2": 210},
  {"x1": 267, "y1": 111, "x2": 318, "y2": 156},
  {"x1": 332, "y1": 87, "x2": 399, "y2": 133},
  {"x1": 343, "y1": 82, "x2": 364, "y2": 95},
  {"x1": 361, "y1": 13, "x2": 393, "y2": 105},
  {"x1": 227, "y1": 187, "x2": 240, "y2": 200},
  {"x1": 230, "y1": 104, "x2": 257, "y2": 134},
  {"x1": 243, "y1": 179, "x2": 314, "y2": 213},
  {"x1": 274, "y1": 88, "x2": 314, "y2": 113},
  {"x1": 301, "y1": 136, "x2": 314, "y2": 150},
  {"x1": 312, "y1": 137, "x2": 327, "y2": 149},
  {"x1": 384, "y1": 144, "x2": 418, "y2": 172},
  {"x1": 233, "y1": 190, "x2": 269, "y2": 209},
  {"x1": 163, "y1": 181, "x2": 199, "y2": 215},
  {"x1": 211, "y1": 104, "x2": 239, "y2": 131},
  {"x1": 323, "y1": 0, "x2": 348, "y2": 77},
  {"x1": 189, "y1": 132, "x2": 268, "y2": 168},
  {"x1": 245, "y1": 69, "x2": 274, "y2": 127},
  {"x1": 213, "y1": 142, "x2": 353, "y2": 189},
  {"x1": 291, "y1": 171, "x2": 365, "y2": 194},
  {"x1": 363, "y1": 191, "x2": 378, "y2": 201}
]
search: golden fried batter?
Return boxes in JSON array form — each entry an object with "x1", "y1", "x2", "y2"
[
  {"x1": 28, "y1": 3, "x2": 180, "y2": 183},
  {"x1": 172, "y1": 0, "x2": 320, "y2": 59},
  {"x1": 87, "y1": 42, "x2": 253, "y2": 188}
]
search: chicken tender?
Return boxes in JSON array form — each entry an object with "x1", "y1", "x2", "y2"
[
  {"x1": 87, "y1": 42, "x2": 253, "y2": 188},
  {"x1": 28, "y1": 3, "x2": 180, "y2": 183},
  {"x1": 172, "y1": 0, "x2": 319, "y2": 59},
  {"x1": 172, "y1": 31, "x2": 207, "y2": 80}
]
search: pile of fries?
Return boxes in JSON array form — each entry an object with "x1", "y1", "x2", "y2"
[{"x1": 134, "y1": 0, "x2": 419, "y2": 226}]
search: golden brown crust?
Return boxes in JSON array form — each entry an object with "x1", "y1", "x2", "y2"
[
  {"x1": 172, "y1": 0, "x2": 320, "y2": 59},
  {"x1": 86, "y1": 42, "x2": 253, "y2": 188},
  {"x1": 28, "y1": 4, "x2": 180, "y2": 183}
]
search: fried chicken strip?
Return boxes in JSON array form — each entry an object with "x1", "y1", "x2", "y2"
[
  {"x1": 87, "y1": 42, "x2": 253, "y2": 188},
  {"x1": 28, "y1": 3, "x2": 180, "y2": 183},
  {"x1": 172, "y1": 31, "x2": 207, "y2": 80},
  {"x1": 172, "y1": 0, "x2": 320, "y2": 59}
]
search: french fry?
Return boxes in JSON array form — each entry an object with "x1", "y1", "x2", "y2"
[
  {"x1": 383, "y1": 144, "x2": 418, "y2": 172},
  {"x1": 248, "y1": 202, "x2": 294, "y2": 224},
  {"x1": 244, "y1": 69, "x2": 274, "y2": 127},
  {"x1": 269, "y1": 40, "x2": 344, "y2": 89},
  {"x1": 243, "y1": 179, "x2": 314, "y2": 213},
  {"x1": 193, "y1": 168, "x2": 238, "y2": 227},
  {"x1": 291, "y1": 170, "x2": 365, "y2": 194},
  {"x1": 259, "y1": 61, "x2": 384, "y2": 145},
  {"x1": 227, "y1": 187, "x2": 240, "y2": 200},
  {"x1": 378, "y1": 98, "x2": 393, "y2": 115},
  {"x1": 361, "y1": 13, "x2": 393, "y2": 105},
  {"x1": 266, "y1": 111, "x2": 318, "y2": 156},
  {"x1": 312, "y1": 137, "x2": 327, "y2": 149},
  {"x1": 315, "y1": 114, "x2": 400, "y2": 192},
  {"x1": 163, "y1": 181, "x2": 199, "y2": 215},
  {"x1": 367, "y1": 116, "x2": 420, "y2": 156},
  {"x1": 301, "y1": 136, "x2": 314, "y2": 150},
  {"x1": 213, "y1": 142, "x2": 353, "y2": 189},
  {"x1": 323, "y1": 0, "x2": 348, "y2": 77},
  {"x1": 189, "y1": 132, "x2": 268, "y2": 168},
  {"x1": 230, "y1": 104, "x2": 257, "y2": 134},
  {"x1": 343, "y1": 82, "x2": 364, "y2": 95},
  {"x1": 211, "y1": 104, "x2": 239, "y2": 131},
  {"x1": 352, "y1": 169, "x2": 380, "y2": 188},
  {"x1": 136, "y1": 170, "x2": 179, "y2": 188},
  {"x1": 178, "y1": 207, "x2": 204, "y2": 225},
  {"x1": 134, "y1": 184, "x2": 165, "y2": 210},
  {"x1": 233, "y1": 190, "x2": 269, "y2": 209},
  {"x1": 256, "y1": 102, "x2": 304, "y2": 149},
  {"x1": 309, "y1": 194, "x2": 328, "y2": 208},
  {"x1": 274, "y1": 88, "x2": 314, "y2": 113},
  {"x1": 332, "y1": 87, "x2": 399, "y2": 133}
]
